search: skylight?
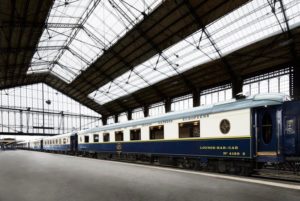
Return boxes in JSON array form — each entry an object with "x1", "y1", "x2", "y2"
[
  {"x1": 89, "y1": 0, "x2": 300, "y2": 105},
  {"x1": 27, "y1": 0, "x2": 162, "y2": 83}
]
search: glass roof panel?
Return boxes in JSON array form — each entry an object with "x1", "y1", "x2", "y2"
[
  {"x1": 51, "y1": 64, "x2": 76, "y2": 83},
  {"x1": 58, "y1": 50, "x2": 86, "y2": 72},
  {"x1": 89, "y1": 29, "x2": 221, "y2": 105},
  {"x1": 285, "y1": 0, "x2": 300, "y2": 28},
  {"x1": 28, "y1": 0, "x2": 163, "y2": 83},
  {"x1": 89, "y1": 0, "x2": 300, "y2": 105},
  {"x1": 206, "y1": 0, "x2": 288, "y2": 55}
]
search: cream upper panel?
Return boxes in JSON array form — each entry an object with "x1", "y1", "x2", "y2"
[
  {"x1": 77, "y1": 109, "x2": 250, "y2": 143},
  {"x1": 200, "y1": 108, "x2": 251, "y2": 138}
]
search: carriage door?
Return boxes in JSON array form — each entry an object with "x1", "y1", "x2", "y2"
[
  {"x1": 70, "y1": 134, "x2": 78, "y2": 152},
  {"x1": 256, "y1": 107, "x2": 279, "y2": 158}
]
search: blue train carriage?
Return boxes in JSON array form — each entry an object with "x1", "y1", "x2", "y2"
[
  {"x1": 253, "y1": 96, "x2": 300, "y2": 165},
  {"x1": 43, "y1": 132, "x2": 74, "y2": 154},
  {"x1": 76, "y1": 93, "x2": 299, "y2": 173}
]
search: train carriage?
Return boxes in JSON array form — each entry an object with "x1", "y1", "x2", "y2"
[
  {"x1": 74, "y1": 93, "x2": 300, "y2": 173},
  {"x1": 21, "y1": 93, "x2": 300, "y2": 174},
  {"x1": 43, "y1": 132, "x2": 74, "y2": 153}
]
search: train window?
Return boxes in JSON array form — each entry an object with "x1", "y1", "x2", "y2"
[
  {"x1": 84, "y1": 136, "x2": 89, "y2": 143},
  {"x1": 103, "y1": 133, "x2": 110, "y2": 142},
  {"x1": 179, "y1": 121, "x2": 200, "y2": 138},
  {"x1": 150, "y1": 125, "x2": 164, "y2": 140},
  {"x1": 56, "y1": 139, "x2": 58, "y2": 144},
  {"x1": 80, "y1": 137, "x2": 82, "y2": 143},
  {"x1": 59, "y1": 139, "x2": 62, "y2": 145},
  {"x1": 130, "y1": 129, "x2": 141, "y2": 141},
  {"x1": 94, "y1": 134, "x2": 99, "y2": 143},
  {"x1": 262, "y1": 112, "x2": 272, "y2": 144},
  {"x1": 115, "y1": 131, "x2": 124, "y2": 141},
  {"x1": 63, "y1": 138, "x2": 66, "y2": 144}
]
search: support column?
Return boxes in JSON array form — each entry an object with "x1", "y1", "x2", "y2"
[
  {"x1": 165, "y1": 98, "x2": 171, "y2": 113},
  {"x1": 101, "y1": 116, "x2": 107, "y2": 126},
  {"x1": 127, "y1": 109, "x2": 132, "y2": 121},
  {"x1": 193, "y1": 90, "x2": 200, "y2": 107},
  {"x1": 293, "y1": 63, "x2": 300, "y2": 100},
  {"x1": 232, "y1": 78, "x2": 243, "y2": 98},
  {"x1": 143, "y1": 105, "x2": 149, "y2": 117}
]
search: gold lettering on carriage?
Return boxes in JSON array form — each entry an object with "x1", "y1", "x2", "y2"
[
  {"x1": 199, "y1": 146, "x2": 239, "y2": 150},
  {"x1": 199, "y1": 146, "x2": 245, "y2": 156}
]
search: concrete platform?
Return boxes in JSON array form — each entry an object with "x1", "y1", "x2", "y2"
[{"x1": 0, "y1": 150, "x2": 299, "y2": 201}]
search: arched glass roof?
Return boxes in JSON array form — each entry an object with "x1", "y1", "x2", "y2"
[
  {"x1": 89, "y1": 0, "x2": 300, "y2": 105},
  {"x1": 26, "y1": 0, "x2": 300, "y2": 106},
  {"x1": 27, "y1": 0, "x2": 162, "y2": 83}
]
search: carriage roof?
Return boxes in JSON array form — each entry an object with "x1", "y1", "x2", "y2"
[{"x1": 80, "y1": 93, "x2": 288, "y2": 133}]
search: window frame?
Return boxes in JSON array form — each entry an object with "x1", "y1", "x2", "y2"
[
  {"x1": 130, "y1": 128, "x2": 141, "y2": 141},
  {"x1": 103, "y1": 133, "x2": 110, "y2": 142},
  {"x1": 149, "y1": 125, "x2": 164, "y2": 140},
  {"x1": 93, "y1": 134, "x2": 99, "y2": 143},
  {"x1": 84, "y1": 135, "x2": 89, "y2": 143},
  {"x1": 115, "y1": 131, "x2": 124, "y2": 142},
  {"x1": 178, "y1": 120, "x2": 200, "y2": 138}
]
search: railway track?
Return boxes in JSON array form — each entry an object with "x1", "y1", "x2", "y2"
[
  {"x1": 103, "y1": 156, "x2": 300, "y2": 183},
  {"x1": 252, "y1": 168, "x2": 300, "y2": 183}
]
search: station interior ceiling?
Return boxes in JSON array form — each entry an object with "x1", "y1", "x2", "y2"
[{"x1": 1, "y1": 0, "x2": 300, "y2": 119}]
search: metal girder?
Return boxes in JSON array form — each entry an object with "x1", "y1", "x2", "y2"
[
  {"x1": 1, "y1": 61, "x2": 50, "y2": 68},
  {"x1": 184, "y1": 0, "x2": 242, "y2": 96},
  {"x1": 4, "y1": 0, "x2": 16, "y2": 87},
  {"x1": 66, "y1": 47, "x2": 90, "y2": 65},
  {"x1": 107, "y1": 1, "x2": 172, "y2": 100},
  {"x1": 30, "y1": 61, "x2": 51, "y2": 67},
  {"x1": 45, "y1": 71, "x2": 117, "y2": 115},
  {"x1": 51, "y1": 0, "x2": 101, "y2": 67},
  {"x1": 278, "y1": 0, "x2": 300, "y2": 99},
  {"x1": 0, "y1": 22, "x2": 82, "y2": 29},
  {"x1": 47, "y1": 23, "x2": 82, "y2": 29},
  {"x1": 278, "y1": 0, "x2": 297, "y2": 58},
  {"x1": 0, "y1": 132, "x2": 56, "y2": 136},
  {"x1": 0, "y1": 46, "x2": 65, "y2": 54},
  {"x1": 15, "y1": 0, "x2": 54, "y2": 85},
  {"x1": 13, "y1": 0, "x2": 30, "y2": 84},
  {"x1": 83, "y1": 27, "x2": 147, "y2": 108},
  {"x1": 0, "y1": 105, "x2": 99, "y2": 118}
]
